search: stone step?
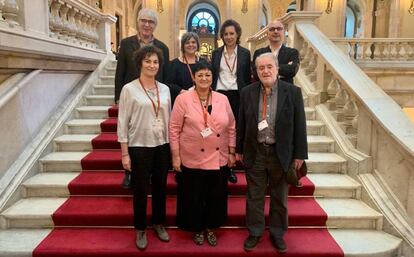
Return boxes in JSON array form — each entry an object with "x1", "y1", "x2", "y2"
[
  {"x1": 1, "y1": 197, "x2": 382, "y2": 229},
  {"x1": 307, "y1": 135, "x2": 334, "y2": 152},
  {"x1": 0, "y1": 228, "x2": 401, "y2": 257},
  {"x1": 307, "y1": 152, "x2": 347, "y2": 173},
  {"x1": 76, "y1": 106, "x2": 110, "y2": 119},
  {"x1": 38, "y1": 151, "x2": 346, "y2": 173},
  {"x1": 99, "y1": 75, "x2": 114, "y2": 85},
  {"x1": 105, "y1": 67, "x2": 116, "y2": 76},
  {"x1": 22, "y1": 172, "x2": 360, "y2": 198},
  {"x1": 306, "y1": 120, "x2": 325, "y2": 135},
  {"x1": 39, "y1": 152, "x2": 88, "y2": 172},
  {"x1": 85, "y1": 95, "x2": 113, "y2": 106},
  {"x1": 305, "y1": 107, "x2": 316, "y2": 120},
  {"x1": 53, "y1": 134, "x2": 334, "y2": 153},
  {"x1": 93, "y1": 84, "x2": 114, "y2": 95},
  {"x1": 65, "y1": 119, "x2": 105, "y2": 134},
  {"x1": 54, "y1": 134, "x2": 97, "y2": 151}
]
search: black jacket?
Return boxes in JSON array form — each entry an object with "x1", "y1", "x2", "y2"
[
  {"x1": 114, "y1": 35, "x2": 170, "y2": 102},
  {"x1": 211, "y1": 45, "x2": 251, "y2": 91},
  {"x1": 252, "y1": 45, "x2": 300, "y2": 84},
  {"x1": 236, "y1": 80, "x2": 308, "y2": 172}
]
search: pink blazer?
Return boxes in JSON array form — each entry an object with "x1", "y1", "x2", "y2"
[{"x1": 169, "y1": 90, "x2": 236, "y2": 170}]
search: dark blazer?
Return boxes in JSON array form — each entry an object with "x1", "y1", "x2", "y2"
[
  {"x1": 252, "y1": 45, "x2": 300, "y2": 84},
  {"x1": 236, "y1": 80, "x2": 308, "y2": 172},
  {"x1": 211, "y1": 45, "x2": 251, "y2": 91},
  {"x1": 114, "y1": 35, "x2": 170, "y2": 102}
]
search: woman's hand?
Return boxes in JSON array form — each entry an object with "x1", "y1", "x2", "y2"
[
  {"x1": 122, "y1": 154, "x2": 131, "y2": 171},
  {"x1": 172, "y1": 155, "x2": 182, "y2": 172},
  {"x1": 228, "y1": 154, "x2": 236, "y2": 167}
]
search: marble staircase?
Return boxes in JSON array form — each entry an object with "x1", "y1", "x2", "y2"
[{"x1": 0, "y1": 61, "x2": 403, "y2": 257}]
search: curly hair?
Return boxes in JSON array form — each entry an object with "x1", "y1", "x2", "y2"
[
  {"x1": 133, "y1": 45, "x2": 164, "y2": 74},
  {"x1": 219, "y1": 19, "x2": 242, "y2": 45}
]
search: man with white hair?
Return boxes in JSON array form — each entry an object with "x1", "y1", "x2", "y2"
[
  {"x1": 114, "y1": 8, "x2": 170, "y2": 103},
  {"x1": 236, "y1": 52, "x2": 307, "y2": 253}
]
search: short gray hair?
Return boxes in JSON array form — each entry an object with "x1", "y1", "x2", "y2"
[
  {"x1": 255, "y1": 52, "x2": 279, "y2": 67},
  {"x1": 137, "y1": 8, "x2": 158, "y2": 26},
  {"x1": 181, "y1": 32, "x2": 200, "y2": 53}
]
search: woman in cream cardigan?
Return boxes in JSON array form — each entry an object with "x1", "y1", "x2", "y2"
[{"x1": 169, "y1": 61, "x2": 236, "y2": 246}]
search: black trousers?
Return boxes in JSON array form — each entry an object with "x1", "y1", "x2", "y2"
[
  {"x1": 217, "y1": 90, "x2": 239, "y2": 122},
  {"x1": 176, "y1": 166, "x2": 228, "y2": 232},
  {"x1": 129, "y1": 144, "x2": 169, "y2": 230}
]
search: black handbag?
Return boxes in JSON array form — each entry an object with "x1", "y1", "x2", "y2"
[
  {"x1": 122, "y1": 170, "x2": 132, "y2": 189},
  {"x1": 286, "y1": 162, "x2": 307, "y2": 187}
]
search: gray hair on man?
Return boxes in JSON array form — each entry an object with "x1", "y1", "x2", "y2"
[
  {"x1": 137, "y1": 8, "x2": 158, "y2": 26},
  {"x1": 255, "y1": 52, "x2": 279, "y2": 67}
]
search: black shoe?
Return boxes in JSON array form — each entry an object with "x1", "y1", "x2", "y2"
[
  {"x1": 271, "y1": 236, "x2": 287, "y2": 253},
  {"x1": 243, "y1": 235, "x2": 261, "y2": 251},
  {"x1": 227, "y1": 169, "x2": 238, "y2": 184}
]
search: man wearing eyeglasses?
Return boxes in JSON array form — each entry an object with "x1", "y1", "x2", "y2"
[
  {"x1": 252, "y1": 20, "x2": 300, "y2": 84},
  {"x1": 114, "y1": 8, "x2": 170, "y2": 103}
]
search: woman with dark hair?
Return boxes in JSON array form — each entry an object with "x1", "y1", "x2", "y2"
[
  {"x1": 211, "y1": 19, "x2": 251, "y2": 183},
  {"x1": 169, "y1": 61, "x2": 236, "y2": 246},
  {"x1": 166, "y1": 32, "x2": 204, "y2": 103},
  {"x1": 117, "y1": 45, "x2": 171, "y2": 250}
]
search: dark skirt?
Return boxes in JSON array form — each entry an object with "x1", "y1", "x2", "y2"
[{"x1": 176, "y1": 165, "x2": 228, "y2": 232}]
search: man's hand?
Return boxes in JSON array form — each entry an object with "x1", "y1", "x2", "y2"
[{"x1": 293, "y1": 159, "x2": 304, "y2": 170}]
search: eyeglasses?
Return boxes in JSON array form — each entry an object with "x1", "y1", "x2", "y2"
[
  {"x1": 268, "y1": 27, "x2": 284, "y2": 32},
  {"x1": 139, "y1": 19, "x2": 156, "y2": 25}
]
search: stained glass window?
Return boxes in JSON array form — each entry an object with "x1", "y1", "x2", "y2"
[{"x1": 190, "y1": 11, "x2": 216, "y2": 34}]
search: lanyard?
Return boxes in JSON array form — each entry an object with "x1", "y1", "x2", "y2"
[
  {"x1": 139, "y1": 78, "x2": 160, "y2": 118},
  {"x1": 224, "y1": 50, "x2": 237, "y2": 73},
  {"x1": 261, "y1": 86, "x2": 268, "y2": 121},
  {"x1": 196, "y1": 89, "x2": 211, "y2": 128},
  {"x1": 183, "y1": 56, "x2": 195, "y2": 84}
]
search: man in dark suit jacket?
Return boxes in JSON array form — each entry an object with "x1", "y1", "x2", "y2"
[
  {"x1": 236, "y1": 52, "x2": 307, "y2": 253},
  {"x1": 114, "y1": 8, "x2": 169, "y2": 103},
  {"x1": 252, "y1": 20, "x2": 300, "y2": 84}
]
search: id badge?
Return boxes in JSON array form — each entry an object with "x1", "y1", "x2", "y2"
[
  {"x1": 153, "y1": 119, "x2": 164, "y2": 139},
  {"x1": 258, "y1": 119, "x2": 269, "y2": 131},
  {"x1": 200, "y1": 127, "x2": 213, "y2": 138}
]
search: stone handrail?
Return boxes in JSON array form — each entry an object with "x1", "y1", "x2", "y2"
[
  {"x1": 245, "y1": 25, "x2": 268, "y2": 53},
  {"x1": 0, "y1": 0, "x2": 116, "y2": 62},
  {"x1": 280, "y1": 11, "x2": 414, "y2": 250},
  {"x1": 331, "y1": 37, "x2": 414, "y2": 62}
]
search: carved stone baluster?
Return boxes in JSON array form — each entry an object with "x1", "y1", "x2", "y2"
[
  {"x1": 305, "y1": 50, "x2": 316, "y2": 76},
  {"x1": 59, "y1": 4, "x2": 70, "y2": 41},
  {"x1": 74, "y1": 11, "x2": 83, "y2": 45},
  {"x1": 67, "y1": 7, "x2": 78, "y2": 43},
  {"x1": 343, "y1": 98, "x2": 358, "y2": 135},
  {"x1": 308, "y1": 54, "x2": 318, "y2": 82},
  {"x1": 334, "y1": 88, "x2": 349, "y2": 122},
  {"x1": 364, "y1": 42, "x2": 373, "y2": 60},
  {"x1": 389, "y1": 42, "x2": 398, "y2": 60},
  {"x1": 3, "y1": 0, "x2": 19, "y2": 27},
  {"x1": 0, "y1": 0, "x2": 5, "y2": 22},
  {"x1": 407, "y1": 42, "x2": 414, "y2": 59},
  {"x1": 373, "y1": 42, "x2": 381, "y2": 60},
  {"x1": 382, "y1": 43, "x2": 390, "y2": 60},
  {"x1": 91, "y1": 18, "x2": 100, "y2": 48},
  {"x1": 398, "y1": 42, "x2": 407, "y2": 60},
  {"x1": 80, "y1": 15, "x2": 89, "y2": 46},
  {"x1": 50, "y1": 0, "x2": 63, "y2": 39},
  {"x1": 299, "y1": 41, "x2": 308, "y2": 60},
  {"x1": 349, "y1": 41, "x2": 356, "y2": 59},
  {"x1": 302, "y1": 46, "x2": 312, "y2": 67},
  {"x1": 356, "y1": 41, "x2": 364, "y2": 60},
  {"x1": 326, "y1": 78, "x2": 341, "y2": 111}
]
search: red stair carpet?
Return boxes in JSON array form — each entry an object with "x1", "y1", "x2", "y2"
[{"x1": 33, "y1": 105, "x2": 344, "y2": 257}]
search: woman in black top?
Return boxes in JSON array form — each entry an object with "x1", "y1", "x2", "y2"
[{"x1": 167, "y1": 32, "x2": 203, "y2": 103}]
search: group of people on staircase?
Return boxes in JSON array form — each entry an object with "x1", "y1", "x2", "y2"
[{"x1": 115, "y1": 8, "x2": 307, "y2": 254}]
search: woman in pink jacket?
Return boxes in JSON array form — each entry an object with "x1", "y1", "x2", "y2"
[{"x1": 169, "y1": 61, "x2": 236, "y2": 246}]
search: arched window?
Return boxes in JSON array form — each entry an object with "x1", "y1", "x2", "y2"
[
  {"x1": 189, "y1": 10, "x2": 217, "y2": 34},
  {"x1": 287, "y1": 1, "x2": 297, "y2": 13}
]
